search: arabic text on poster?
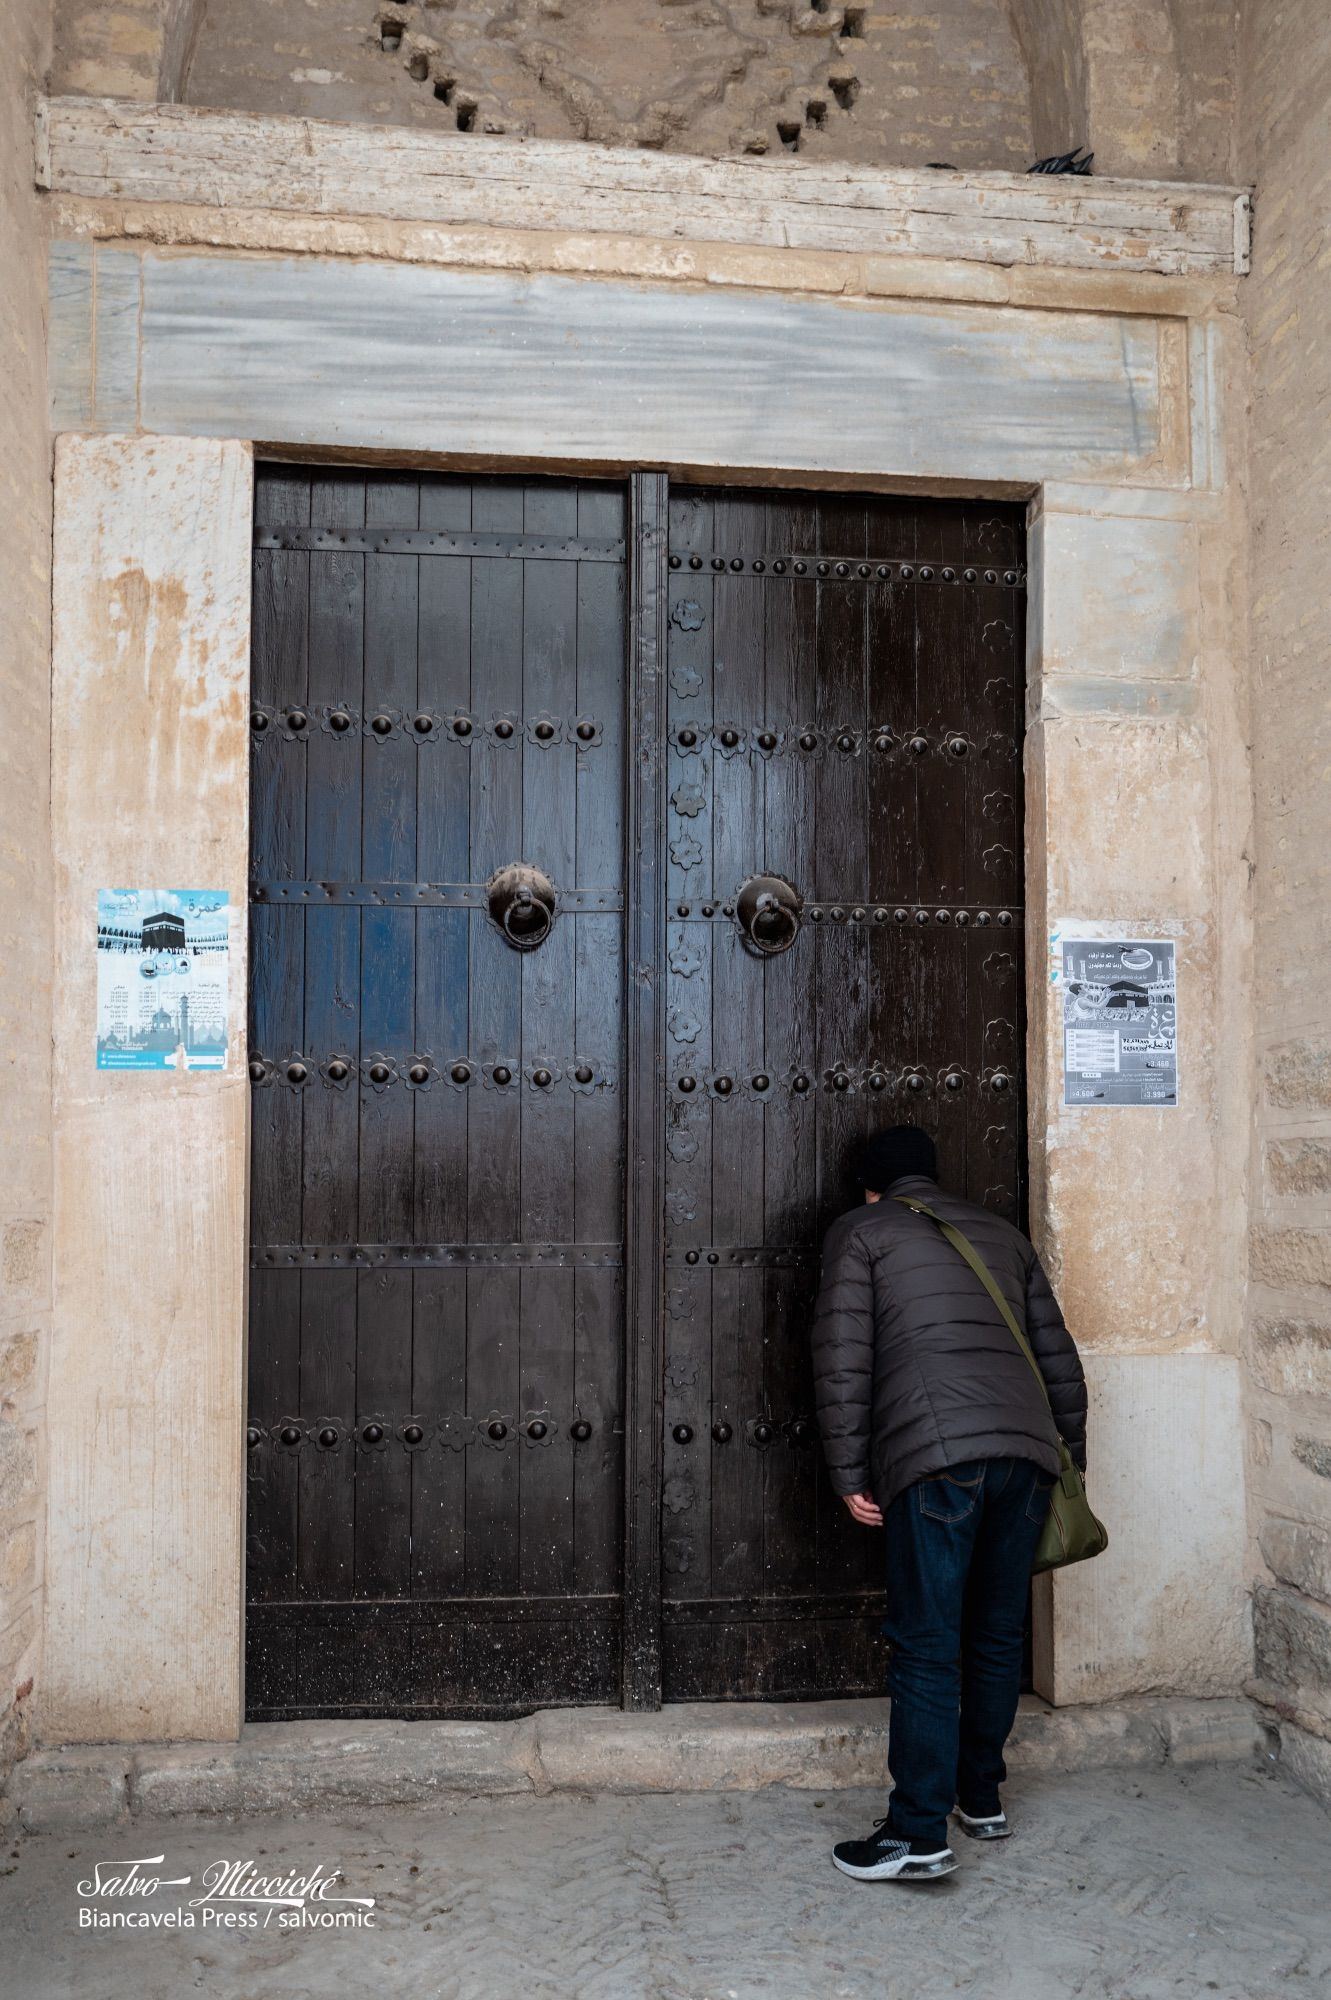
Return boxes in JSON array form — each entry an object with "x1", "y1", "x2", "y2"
[
  {"x1": 96, "y1": 889, "x2": 230, "y2": 1071},
  {"x1": 1057, "y1": 935, "x2": 1177, "y2": 1108}
]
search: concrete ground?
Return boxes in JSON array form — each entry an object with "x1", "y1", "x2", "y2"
[{"x1": 1, "y1": 1759, "x2": 1327, "y2": 2000}]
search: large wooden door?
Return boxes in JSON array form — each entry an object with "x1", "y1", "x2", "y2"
[
  {"x1": 245, "y1": 467, "x2": 628, "y2": 1717},
  {"x1": 245, "y1": 468, "x2": 1024, "y2": 1717},
  {"x1": 657, "y1": 487, "x2": 1026, "y2": 1699}
]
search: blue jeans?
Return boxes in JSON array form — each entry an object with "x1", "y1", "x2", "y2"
[{"x1": 881, "y1": 1455, "x2": 1054, "y2": 1848}]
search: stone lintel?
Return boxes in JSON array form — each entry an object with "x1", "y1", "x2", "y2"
[{"x1": 37, "y1": 96, "x2": 1251, "y2": 280}]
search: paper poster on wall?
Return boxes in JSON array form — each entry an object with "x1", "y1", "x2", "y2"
[
  {"x1": 1056, "y1": 934, "x2": 1177, "y2": 1107},
  {"x1": 96, "y1": 890, "x2": 230, "y2": 1070}
]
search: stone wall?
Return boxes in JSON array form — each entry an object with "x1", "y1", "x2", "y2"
[
  {"x1": 1009, "y1": 0, "x2": 1238, "y2": 183},
  {"x1": 1169, "y1": 0, "x2": 1239, "y2": 184},
  {"x1": 52, "y1": 0, "x2": 202, "y2": 101},
  {"x1": 0, "y1": 0, "x2": 52, "y2": 1790},
  {"x1": 1241, "y1": 0, "x2": 1331, "y2": 1807},
  {"x1": 47, "y1": 1, "x2": 1242, "y2": 183},
  {"x1": 182, "y1": 0, "x2": 1033, "y2": 167}
]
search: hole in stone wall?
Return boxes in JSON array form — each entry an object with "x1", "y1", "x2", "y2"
[
  {"x1": 830, "y1": 73, "x2": 859, "y2": 110},
  {"x1": 456, "y1": 98, "x2": 477, "y2": 132},
  {"x1": 805, "y1": 97, "x2": 827, "y2": 128},
  {"x1": 776, "y1": 120, "x2": 802, "y2": 151},
  {"x1": 842, "y1": 7, "x2": 866, "y2": 36},
  {"x1": 434, "y1": 76, "x2": 455, "y2": 104},
  {"x1": 380, "y1": 22, "x2": 403, "y2": 52},
  {"x1": 408, "y1": 51, "x2": 429, "y2": 82}
]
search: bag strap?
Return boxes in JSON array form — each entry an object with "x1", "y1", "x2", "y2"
[{"x1": 892, "y1": 1195, "x2": 1052, "y2": 1414}]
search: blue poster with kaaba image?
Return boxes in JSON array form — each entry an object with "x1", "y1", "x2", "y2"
[{"x1": 95, "y1": 889, "x2": 230, "y2": 1070}]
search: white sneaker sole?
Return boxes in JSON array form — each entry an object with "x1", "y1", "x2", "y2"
[
  {"x1": 832, "y1": 1848, "x2": 958, "y2": 1881},
  {"x1": 953, "y1": 1810, "x2": 1011, "y2": 1841}
]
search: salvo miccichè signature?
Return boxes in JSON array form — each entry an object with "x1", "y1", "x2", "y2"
[{"x1": 76, "y1": 1853, "x2": 377, "y2": 1928}]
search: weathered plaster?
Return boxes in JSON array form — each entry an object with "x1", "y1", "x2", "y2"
[
  {"x1": 52, "y1": 0, "x2": 202, "y2": 104},
  {"x1": 1034, "y1": 1354, "x2": 1251, "y2": 1702},
  {"x1": 1240, "y1": 0, "x2": 1331, "y2": 1808},
  {"x1": 45, "y1": 434, "x2": 252, "y2": 1744},
  {"x1": 0, "y1": 0, "x2": 53, "y2": 1787}
]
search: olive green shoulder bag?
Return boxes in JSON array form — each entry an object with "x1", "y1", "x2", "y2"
[{"x1": 893, "y1": 1196, "x2": 1108, "y2": 1573}]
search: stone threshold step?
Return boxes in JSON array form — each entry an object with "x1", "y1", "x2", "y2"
[{"x1": 7, "y1": 1695, "x2": 1270, "y2": 1835}]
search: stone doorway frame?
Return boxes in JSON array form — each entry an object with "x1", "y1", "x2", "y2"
[{"x1": 41, "y1": 117, "x2": 1253, "y2": 1744}]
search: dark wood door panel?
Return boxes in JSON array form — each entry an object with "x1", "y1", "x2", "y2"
[
  {"x1": 247, "y1": 469, "x2": 1025, "y2": 1716},
  {"x1": 659, "y1": 486, "x2": 1026, "y2": 1701},
  {"x1": 246, "y1": 467, "x2": 628, "y2": 1719}
]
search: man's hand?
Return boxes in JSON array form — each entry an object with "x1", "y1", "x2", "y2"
[{"x1": 842, "y1": 1490, "x2": 883, "y2": 1527}]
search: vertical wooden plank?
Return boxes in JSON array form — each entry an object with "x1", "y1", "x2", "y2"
[
  {"x1": 250, "y1": 469, "x2": 309, "y2": 884},
  {"x1": 462, "y1": 1266, "x2": 520, "y2": 1598},
  {"x1": 572, "y1": 1266, "x2": 624, "y2": 1598},
  {"x1": 813, "y1": 495, "x2": 869, "y2": 1237},
  {"x1": 305, "y1": 471, "x2": 365, "y2": 884},
  {"x1": 518, "y1": 1267, "x2": 576, "y2": 1596},
  {"x1": 864, "y1": 500, "x2": 919, "y2": 908},
  {"x1": 248, "y1": 902, "x2": 304, "y2": 1245},
  {"x1": 573, "y1": 481, "x2": 628, "y2": 1601},
  {"x1": 465, "y1": 478, "x2": 525, "y2": 1602},
  {"x1": 302, "y1": 473, "x2": 364, "y2": 1255},
  {"x1": 707, "y1": 492, "x2": 767, "y2": 1607},
  {"x1": 298, "y1": 1269, "x2": 357, "y2": 1600},
  {"x1": 519, "y1": 481, "x2": 580, "y2": 1597},
  {"x1": 361, "y1": 475, "x2": 419, "y2": 882},
  {"x1": 760, "y1": 490, "x2": 820, "y2": 1606},
  {"x1": 248, "y1": 469, "x2": 310, "y2": 1667},
  {"x1": 411, "y1": 480, "x2": 474, "y2": 1607},
  {"x1": 354, "y1": 475, "x2": 420, "y2": 1609},
  {"x1": 353, "y1": 1268, "x2": 413, "y2": 1598},
  {"x1": 966, "y1": 502, "x2": 1026, "y2": 1216},
  {"x1": 414, "y1": 471, "x2": 474, "y2": 1239},
  {"x1": 249, "y1": 468, "x2": 309, "y2": 1258},
  {"x1": 411, "y1": 1266, "x2": 468, "y2": 1597},
  {"x1": 809, "y1": 500, "x2": 874, "y2": 1603},
  {"x1": 663, "y1": 489, "x2": 715, "y2": 1611},
  {"x1": 1008, "y1": 564, "x2": 1028, "y2": 1223},
  {"x1": 914, "y1": 502, "x2": 970, "y2": 910},
  {"x1": 359, "y1": 474, "x2": 420, "y2": 1243},
  {"x1": 246, "y1": 1268, "x2": 300, "y2": 1601},
  {"x1": 622, "y1": 471, "x2": 668, "y2": 1709}
]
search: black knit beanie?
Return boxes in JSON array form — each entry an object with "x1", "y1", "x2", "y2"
[{"x1": 857, "y1": 1125, "x2": 938, "y2": 1193}]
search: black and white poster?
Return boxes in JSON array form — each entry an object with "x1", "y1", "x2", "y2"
[{"x1": 1057, "y1": 934, "x2": 1177, "y2": 1107}]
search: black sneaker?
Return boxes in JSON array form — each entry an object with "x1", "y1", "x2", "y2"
[
  {"x1": 831, "y1": 1818, "x2": 958, "y2": 1881},
  {"x1": 953, "y1": 1805, "x2": 1011, "y2": 1841}
]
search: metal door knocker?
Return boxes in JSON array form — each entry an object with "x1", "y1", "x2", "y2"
[
  {"x1": 487, "y1": 863, "x2": 557, "y2": 951},
  {"x1": 734, "y1": 873, "x2": 803, "y2": 956}
]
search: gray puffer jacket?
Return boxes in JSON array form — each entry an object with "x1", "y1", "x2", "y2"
[{"x1": 811, "y1": 1173, "x2": 1087, "y2": 1511}]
